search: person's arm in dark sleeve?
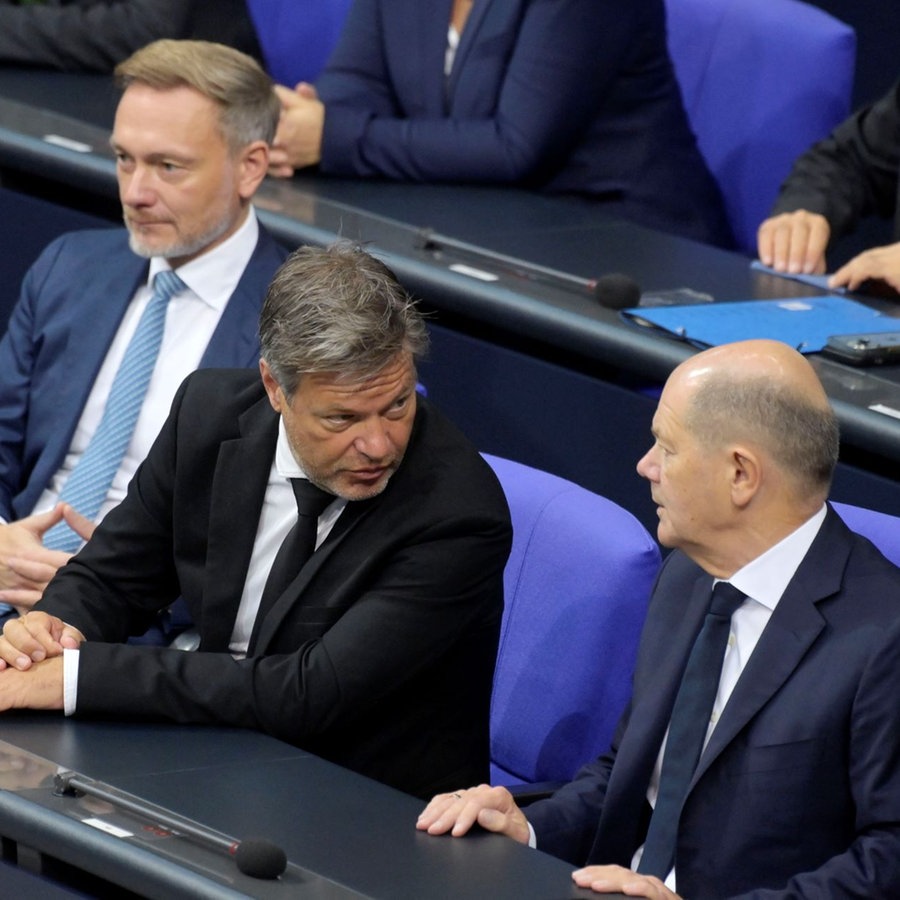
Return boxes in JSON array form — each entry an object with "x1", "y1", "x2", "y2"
[{"x1": 0, "y1": 0, "x2": 191, "y2": 72}]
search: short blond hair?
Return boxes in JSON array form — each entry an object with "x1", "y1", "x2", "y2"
[{"x1": 115, "y1": 39, "x2": 279, "y2": 150}]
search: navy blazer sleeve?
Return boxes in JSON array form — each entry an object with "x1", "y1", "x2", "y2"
[
  {"x1": 0, "y1": 255, "x2": 41, "y2": 522},
  {"x1": 0, "y1": 232, "x2": 129, "y2": 523},
  {"x1": 316, "y1": 0, "x2": 656, "y2": 184},
  {"x1": 771, "y1": 78, "x2": 900, "y2": 241}
]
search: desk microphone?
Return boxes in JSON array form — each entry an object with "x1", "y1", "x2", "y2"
[
  {"x1": 592, "y1": 273, "x2": 642, "y2": 310},
  {"x1": 416, "y1": 227, "x2": 642, "y2": 308},
  {"x1": 54, "y1": 771, "x2": 288, "y2": 880}
]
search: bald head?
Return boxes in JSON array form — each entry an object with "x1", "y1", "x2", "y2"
[
  {"x1": 673, "y1": 340, "x2": 838, "y2": 498},
  {"x1": 675, "y1": 339, "x2": 830, "y2": 406}
]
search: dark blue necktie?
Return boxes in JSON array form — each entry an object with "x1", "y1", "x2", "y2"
[
  {"x1": 247, "y1": 478, "x2": 334, "y2": 654},
  {"x1": 637, "y1": 581, "x2": 746, "y2": 878}
]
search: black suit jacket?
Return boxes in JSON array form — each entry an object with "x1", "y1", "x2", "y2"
[
  {"x1": 528, "y1": 508, "x2": 900, "y2": 898},
  {"x1": 772, "y1": 77, "x2": 900, "y2": 245},
  {"x1": 38, "y1": 369, "x2": 512, "y2": 798},
  {"x1": 0, "y1": 0, "x2": 261, "y2": 72}
]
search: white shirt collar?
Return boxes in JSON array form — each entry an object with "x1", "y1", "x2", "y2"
[
  {"x1": 727, "y1": 504, "x2": 828, "y2": 611},
  {"x1": 275, "y1": 416, "x2": 307, "y2": 479}
]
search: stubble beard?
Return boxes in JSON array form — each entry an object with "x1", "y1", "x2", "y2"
[{"x1": 125, "y1": 213, "x2": 233, "y2": 263}]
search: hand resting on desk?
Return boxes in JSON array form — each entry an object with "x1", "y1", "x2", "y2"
[
  {"x1": 417, "y1": 786, "x2": 682, "y2": 897},
  {"x1": 758, "y1": 209, "x2": 900, "y2": 296},
  {"x1": 829, "y1": 241, "x2": 900, "y2": 295},
  {"x1": 0, "y1": 655, "x2": 64, "y2": 711},
  {"x1": 0, "y1": 612, "x2": 76, "y2": 712},
  {"x1": 757, "y1": 210, "x2": 830, "y2": 276},
  {"x1": 0, "y1": 611, "x2": 84, "y2": 671},
  {"x1": 417, "y1": 784, "x2": 531, "y2": 842}
]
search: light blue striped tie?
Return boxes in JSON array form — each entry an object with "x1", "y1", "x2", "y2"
[{"x1": 43, "y1": 269, "x2": 185, "y2": 552}]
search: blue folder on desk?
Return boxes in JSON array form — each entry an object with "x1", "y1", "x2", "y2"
[{"x1": 621, "y1": 295, "x2": 900, "y2": 354}]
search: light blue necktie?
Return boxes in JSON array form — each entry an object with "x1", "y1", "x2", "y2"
[{"x1": 43, "y1": 269, "x2": 185, "y2": 553}]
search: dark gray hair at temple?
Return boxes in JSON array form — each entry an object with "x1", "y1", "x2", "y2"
[
  {"x1": 259, "y1": 243, "x2": 430, "y2": 397},
  {"x1": 114, "y1": 39, "x2": 280, "y2": 150},
  {"x1": 686, "y1": 374, "x2": 840, "y2": 493}
]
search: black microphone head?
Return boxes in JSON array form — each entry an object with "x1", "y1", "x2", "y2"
[
  {"x1": 592, "y1": 273, "x2": 641, "y2": 310},
  {"x1": 234, "y1": 837, "x2": 288, "y2": 879}
]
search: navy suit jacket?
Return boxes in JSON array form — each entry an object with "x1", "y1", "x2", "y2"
[
  {"x1": 528, "y1": 507, "x2": 900, "y2": 898},
  {"x1": 315, "y1": 0, "x2": 731, "y2": 246},
  {"x1": 38, "y1": 370, "x2": 512, "y2": 798},
  {"x1": 0, "y1": 223, "x2": 287, "y2": 523}
]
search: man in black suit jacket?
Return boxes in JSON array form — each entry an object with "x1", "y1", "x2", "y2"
[
  {"x1": 758, "y1": 76, "x2": 900, "y2": 294},
  {"x1": 0, "y1": 0, "x2": 261, "y2": 72},
  {"x1": 0, "y1": 244, "x2": 512, "y2": 799},
  {"x1": 419, "y1": 339, "x2": 900, "y2": 897}
]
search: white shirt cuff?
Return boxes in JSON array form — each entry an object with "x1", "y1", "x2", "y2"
[{"x1": 62, "y1": 647, "x2": 79, "y2": 715}]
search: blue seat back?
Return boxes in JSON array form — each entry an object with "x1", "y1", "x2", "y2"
[
  {"x1": 664, "y1": 0, "x2": 855, "y2": 253},
  {"x1": 483, "y1": 454, "x2": 660, "y2": 786},
  {"x1": 833, "y1": 502, "x2": 900, "y2": 567},
  {"x1": 245, "y1": 0, "x2": 352, "y2": 86}
]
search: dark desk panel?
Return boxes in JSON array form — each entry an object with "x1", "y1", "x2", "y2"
[{"x1": 0, "y1": 716, "x2": 600, "y2": 899}]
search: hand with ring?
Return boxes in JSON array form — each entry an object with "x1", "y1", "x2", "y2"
[{"x1": 416, "y1": 784, "x2": 531, "y2": 843}]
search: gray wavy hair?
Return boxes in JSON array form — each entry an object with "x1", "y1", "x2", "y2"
[{"x1": 259, "y1": 243, "x2": 430, "y2": 397}]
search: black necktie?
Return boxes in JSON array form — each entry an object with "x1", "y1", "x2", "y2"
[
  {"x1": 638, "y1": 581, "x2": 746, "y2": 878},
  {"x1": 249, "y1": 478, "x2": 334, "y2": 652}
]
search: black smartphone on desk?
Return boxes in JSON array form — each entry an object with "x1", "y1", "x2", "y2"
[{"x1": 821, "y1": 332, "x2": 900, "y2": 366}]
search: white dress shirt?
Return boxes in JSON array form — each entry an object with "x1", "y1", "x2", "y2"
[{"x1": 33, "y1": 209, "x2": 260, "y2": 530}]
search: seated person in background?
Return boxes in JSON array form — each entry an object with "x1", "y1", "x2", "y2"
[
  {"x1": 758, "y1": 77, "x2": 900, "y2": 293},
  {"x1": 418, "y1": 339, "x2": 900, "y2": 898},
  {"x1": 0, "y1": 0, "x2": 261, "y2": 72},
  {"x1": 0, "y1": 39, "x2": 287, "y2": 628},
  {"x1": 0, "y1": 243, "x2": 513, "y2": 799},
  {"x1": 268, "y1": 0, "x2": 732, "y2": 247}
]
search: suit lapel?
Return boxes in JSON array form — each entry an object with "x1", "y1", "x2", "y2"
[
  {"x1": 692, "y1": 510, "x2": 848, "y2": 784},
  {"x1": 447, "y1": 0, "x2": 492, "y2": 92},
  {"x1": 199, "y1": 228, "x2": 284, "y2": 369},
  {"x1": 618, "y1": 572, "x2": 712, "y2": 789},
  {"x1": 200, "y1": 398, "x2": 277, "y2": 651},
  {"x1": 57, "y1": 255, "x2": 147, "y2": 432}
]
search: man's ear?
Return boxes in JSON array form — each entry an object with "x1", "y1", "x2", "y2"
[
  {"x1": 259, "y1": 359, "x2": 284, "y2": 412},
  {"x1": 238, "y1": 140, "x2": 270, "y2": 199},
  {"x1": 729, "y1": 445, "x2": 761, "y2": 508}
]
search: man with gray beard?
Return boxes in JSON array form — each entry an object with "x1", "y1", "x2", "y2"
[{"x1": 0, "y1": 39, "x2": 287, "y2": 628}]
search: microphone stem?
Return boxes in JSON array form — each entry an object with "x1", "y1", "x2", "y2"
[{"x1": 54, "y1": 771, "x2": 237, "y2": 856}]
